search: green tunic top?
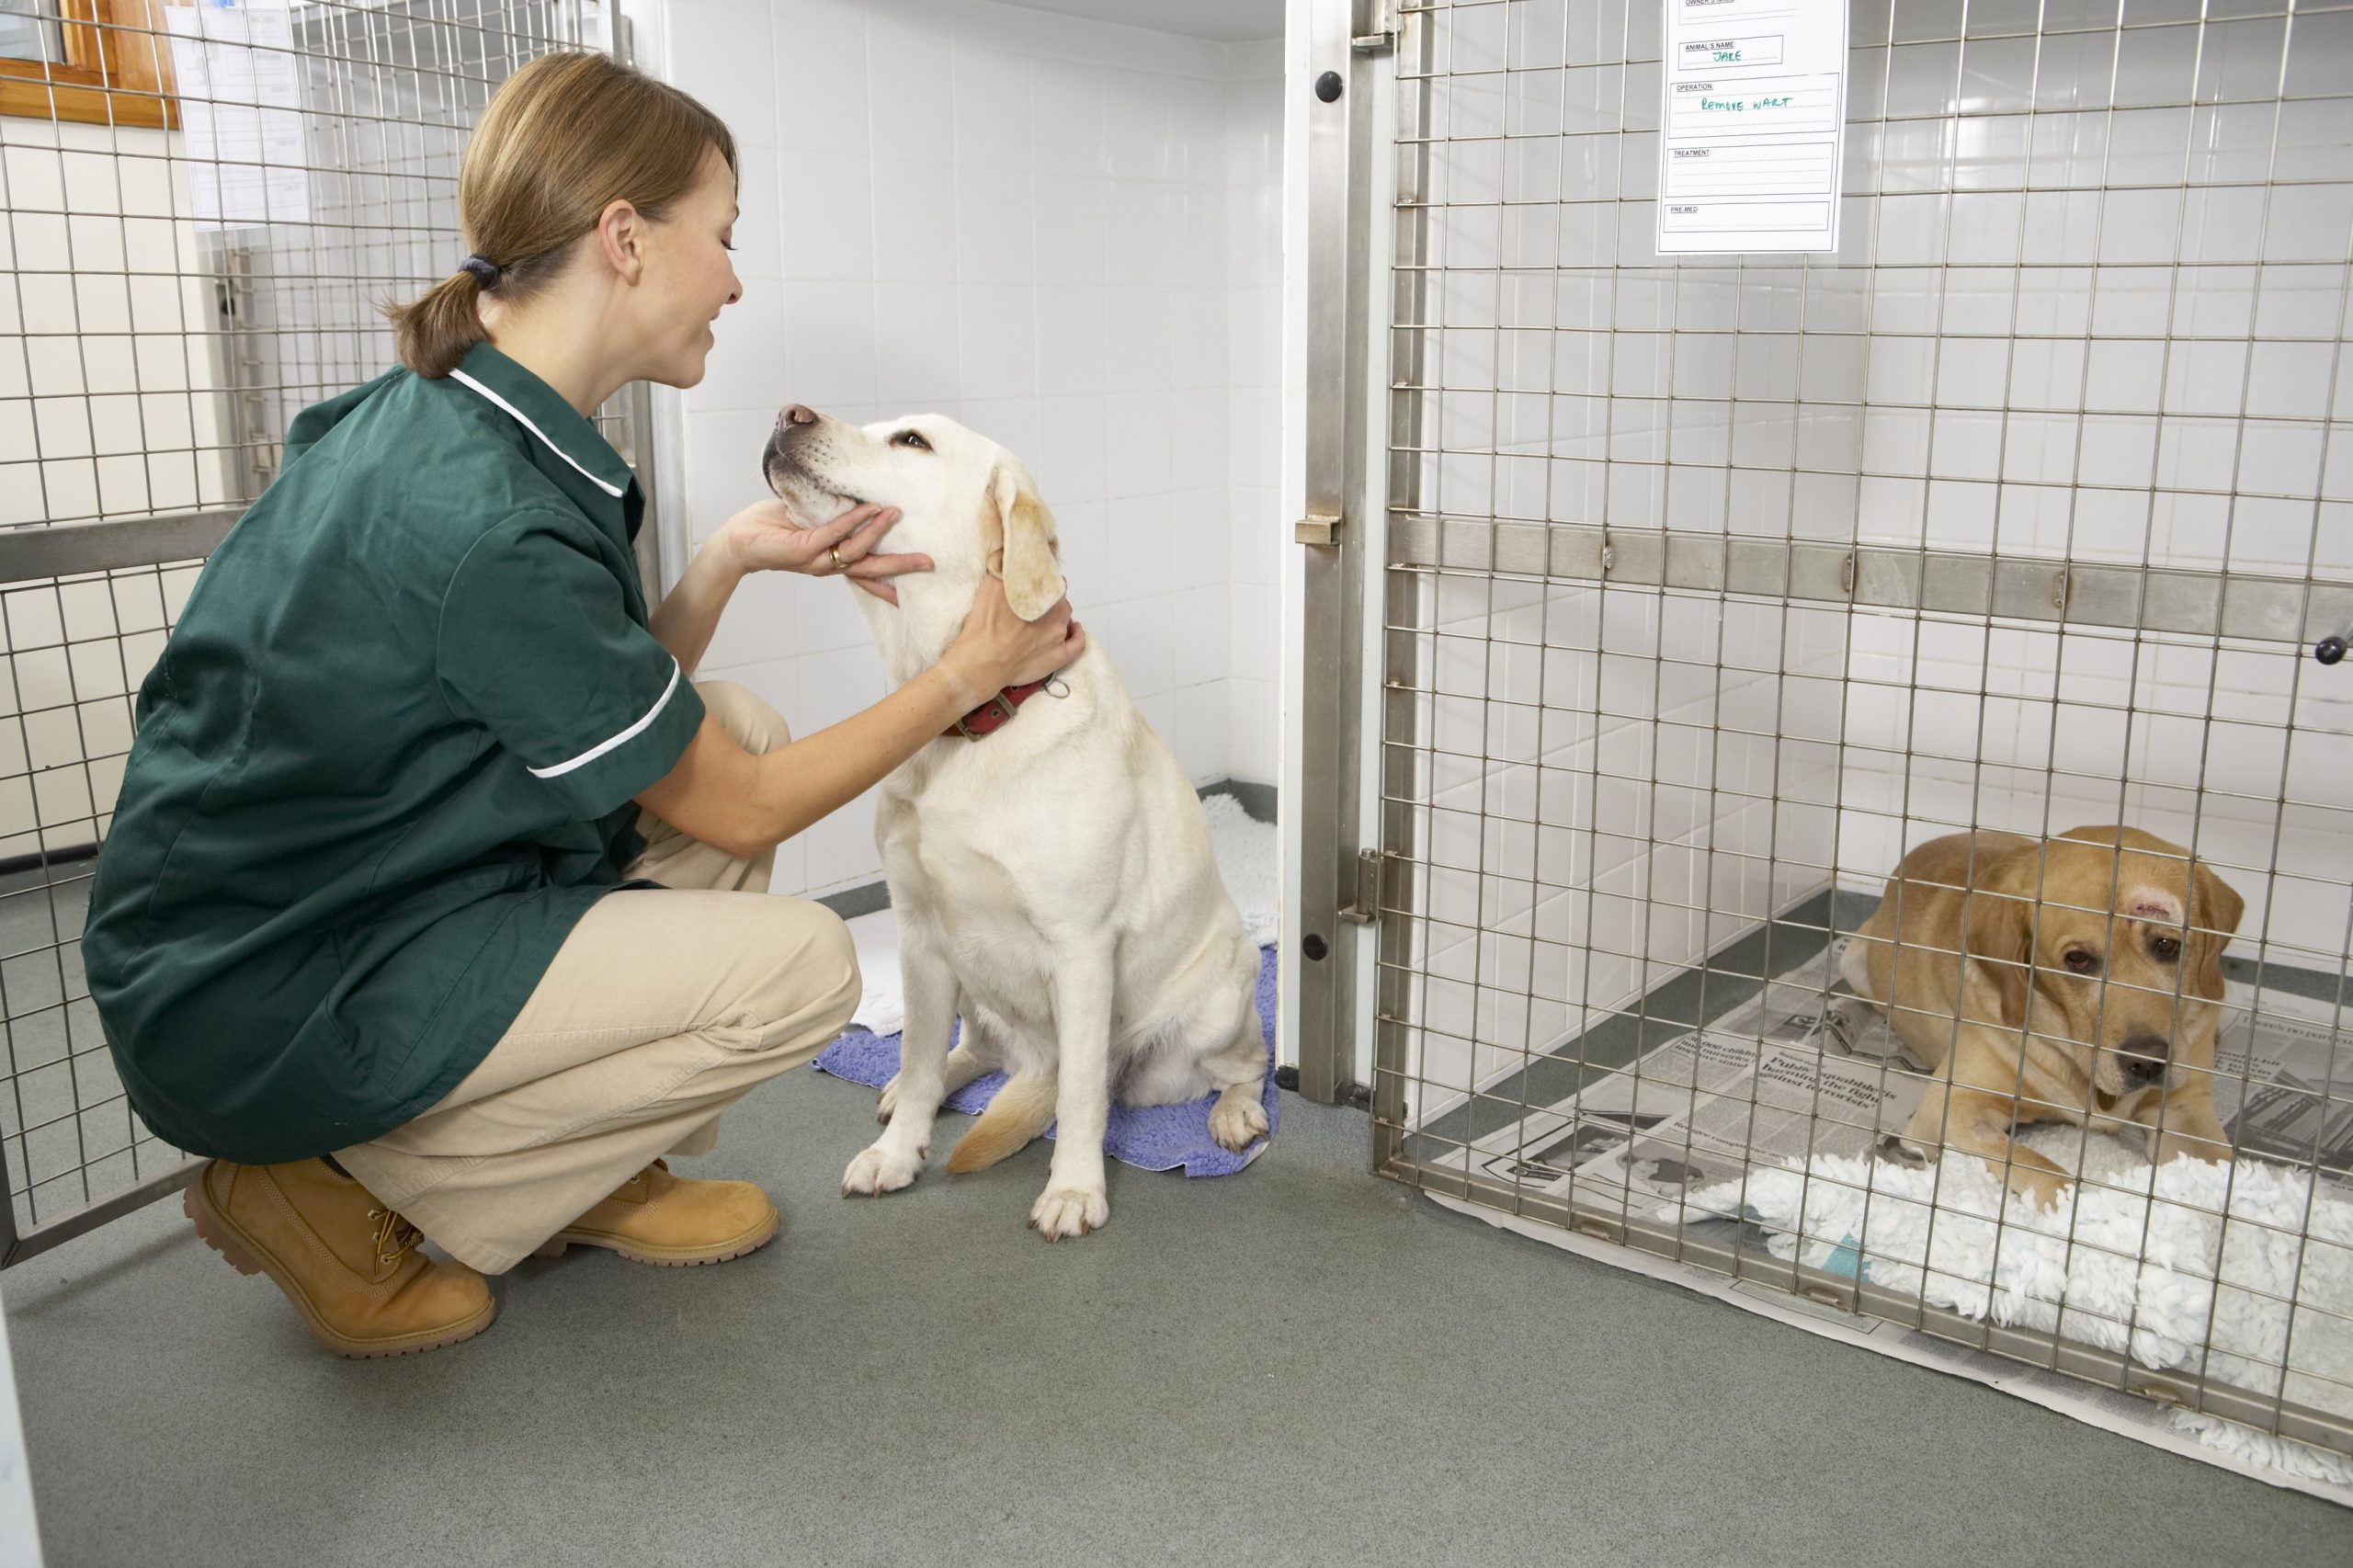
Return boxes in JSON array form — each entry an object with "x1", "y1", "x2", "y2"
[{"x1": 81, "y1": 343, "x2": 708, "y2": 1164}]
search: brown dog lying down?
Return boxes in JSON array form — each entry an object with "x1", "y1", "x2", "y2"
[{"x1": 1840, "y1": 825, "x2": 2246, "y2": 1208}]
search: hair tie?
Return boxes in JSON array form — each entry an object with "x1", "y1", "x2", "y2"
[{"x1": 458, "y1": 253, "x2": 502, "y2": 290}]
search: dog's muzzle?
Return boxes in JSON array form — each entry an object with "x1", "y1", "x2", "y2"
[
  {"x1": 761, "y1": 406, "x2": 827, "y2": 506},
  {"x1": 2117, "y1": 1034, "x2": 2171, "y2": 1087}
]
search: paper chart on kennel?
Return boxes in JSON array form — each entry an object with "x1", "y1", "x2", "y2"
[{"x1": 1437, "y1": 950, "x2": 2353, "y2": 1215}]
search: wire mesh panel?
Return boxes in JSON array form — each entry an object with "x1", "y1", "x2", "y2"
[
  {"x1": 1369, "y1": 0, "x2": 2353, "y2": 1454},
  {"x1": 0, "y1": 0, "x2": 630, "y2": 1263},
  {"x1": 0, "y1": 554, "x2": 192, "y2": 1251}
]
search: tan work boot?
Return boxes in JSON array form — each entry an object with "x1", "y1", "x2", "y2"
[
  {"x1": 533, "y1": 1160, "x2": 779, "y2": 1267},
  {"x1": 184, "y1": 1158, "x2": 494, "y2": 1358}
]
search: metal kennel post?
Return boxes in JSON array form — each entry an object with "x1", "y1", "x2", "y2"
[
  {"x1": 0, "y1": 0, "x2": 650, "y2": 1266},
  {"x1": 1311, "y1": 0, "x2": 2353, "y2": 1452}
]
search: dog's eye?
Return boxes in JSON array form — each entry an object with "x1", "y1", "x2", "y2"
[
  {"x1": 2062, "y1": 949, "x2": 2100, "y2": 973},
  {"x1": 893, "y1": 430, "x2": 931, "y2": 451},
  {"x1": 2152, "y1": 936, "x2": 2182, "y2": 962}
]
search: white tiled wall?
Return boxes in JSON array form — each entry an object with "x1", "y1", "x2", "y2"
[{"x1": 659, "y1": 0, "x2": 1283, "y2": 899}]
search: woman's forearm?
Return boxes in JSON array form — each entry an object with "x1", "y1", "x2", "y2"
[
  {"x1": 744, "y1": 655, "x2": 990, "y2": 845},
  {"x1": 632, "y1": 572, "x2": 1077, "y2": 860},
  {"x1": 648, "y1": 540, "x2": 742, "y2": 676},
  {"x1": 642, "y1": 650, "x2": 996, "y2": 859}
]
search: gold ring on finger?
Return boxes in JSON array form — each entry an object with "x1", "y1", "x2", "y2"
[{"x1": 829, "y1": 546, "x2": 846, "y2": 572}]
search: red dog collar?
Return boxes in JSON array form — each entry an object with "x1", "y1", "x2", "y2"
[{"x1": 946, "y1": 679, "x2": 1052, "y2": 740}]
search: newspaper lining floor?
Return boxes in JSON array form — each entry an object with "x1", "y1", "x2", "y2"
[{"x1": 1422, "y1": 942, "x2": 2353, "y2": 1505}]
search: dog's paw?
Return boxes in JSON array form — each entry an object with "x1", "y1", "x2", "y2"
[
  {"x1": 1209, "y1": 1093, "x2": 1270, "y2": 1152},
  {"x1": 877, "y1": 1072, "x2": 902, "y2": 1123},
  {"x1": 1873, "y1": 1134, "x2": 1928, "y2": 1169},
  {"x1": 841, "y1": 1142, "x2": 923, "y2": 1198},
  {"x1": 1027, "y1": 1183, "x2": 1108, "y2": 1241},
  {"x1": 2006, "y1": 1166, "x2": 2069, "y2": 1211}
]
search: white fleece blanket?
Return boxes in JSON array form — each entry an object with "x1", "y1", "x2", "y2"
[
  {"x1": 1666, "y1": 1128, "x2": 2353, "y2": 1483},
  {"x1": 844, "y1": 791, "x2": 1278, "y2": 1037}
]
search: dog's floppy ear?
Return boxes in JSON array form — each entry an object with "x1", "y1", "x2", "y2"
[
  {"x1": 981, "y1": 466, "x2": 1065, "y2": 622},
  {"x1": 2188, "y1": 858, "x2": 2245, "y2": 1001},
  {"x1": 1964, "y1": 839, "x2": 2040, "y2": 1030}
]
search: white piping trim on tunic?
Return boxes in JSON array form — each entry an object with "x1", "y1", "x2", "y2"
[
  {"x1": 529, "y1": 655, "x2": 682, "y2": 778},
  {"x1": 449, "y1": 369, "x2": 628, "y2": 497}
]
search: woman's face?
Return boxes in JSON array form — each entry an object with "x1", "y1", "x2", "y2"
[{"x1": 635, "y1": 146, "x2": 742, "y2": 389}]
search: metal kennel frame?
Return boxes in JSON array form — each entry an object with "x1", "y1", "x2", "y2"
[
  {"x1": 1306, "y1": 0, "x2": 2353, "y2": 1453},
  {"x1": 0, "y1": 0, "x2": 651, "y2": 1266}
]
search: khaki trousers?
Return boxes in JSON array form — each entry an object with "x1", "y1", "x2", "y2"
[{"x1": 335, "y1": 681, "x2": 859, "y2": 1275}]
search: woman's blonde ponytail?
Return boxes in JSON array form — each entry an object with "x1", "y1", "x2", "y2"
[
  {"x1": 386, "y1": 270, "x2": 491, "y2": 381},
  {"x1": 382, "y1": 51, "x2": 735, "y2": 379}
]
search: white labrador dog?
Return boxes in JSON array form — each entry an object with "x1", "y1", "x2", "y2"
[{"x1": 761, "y1": 404, "x2": 1270, "y2": 1240}]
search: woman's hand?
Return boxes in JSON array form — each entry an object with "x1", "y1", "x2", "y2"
[
  {"x1": 715, "y1": 498, "x2": 932, "y2": 604},
  {"x1": 942, "y1": 575, "x2": 1086, "y2": 705}
]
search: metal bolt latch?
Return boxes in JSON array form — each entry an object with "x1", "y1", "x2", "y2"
[{"x1": 1339, "y1": 848, "x2": 1383, "y2": 925}]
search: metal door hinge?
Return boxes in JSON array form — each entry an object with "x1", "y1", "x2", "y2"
[
  {"x1": 1297, "y1": 512, "x2": 1343, "y2": 547},
  {"x1": 1352, "y1": 0, "x2": 1397, "y2": 49},
  {"x1": 1339, "y1": 847, "x2": 1383, "y2": 925}
]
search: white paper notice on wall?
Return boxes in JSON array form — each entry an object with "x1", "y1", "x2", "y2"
[
  {"x1": 164, "y1": 0, "x2": 310, "y2": 230},
  {"x1": 1654, "y1": 0, "x2": 1848, "y2": 256}
]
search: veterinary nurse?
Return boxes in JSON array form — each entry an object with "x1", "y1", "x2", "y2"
[{"x1": 80, "y1": 51, "x2": 1082, "y2": 1358}]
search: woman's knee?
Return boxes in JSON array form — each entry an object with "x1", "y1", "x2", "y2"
[
  {"x1": 694, "y1": 679, "x2": 792, "y2": 755},
  {"x1": 733, "y1": 899, "x2": 860, "y2": 1049},
  {"x1": 805, "y1": 906, "x2": 861, "y2": 1030}
]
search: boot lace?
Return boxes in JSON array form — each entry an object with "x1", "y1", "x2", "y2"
[{"x1": 366, "y1": 1206, "x2": 424, "y2": 1269}]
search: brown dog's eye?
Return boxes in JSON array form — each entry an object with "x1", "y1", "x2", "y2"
[
  {"x1": 2152, "y1": 936, "x2": 2182, "y2": 961},
  {"x1": 2063, "y1": 949, "x2": 2099, "y2": 973},
  {"x1": 893, "y1": 430, "x2": 931, "y2": 450}
]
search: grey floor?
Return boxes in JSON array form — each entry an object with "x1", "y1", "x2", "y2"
[{"x1": 5, "y1": 1071, "x2": 2349, "y2": 1568}]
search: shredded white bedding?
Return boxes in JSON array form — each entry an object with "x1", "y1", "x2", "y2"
[{"x1": 1665, "y1": 1127, "x2": 2353, "y2": 1483}]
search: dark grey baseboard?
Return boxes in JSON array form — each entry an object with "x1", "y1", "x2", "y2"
[
  {"x1": 813, "y1": 881, "x2": 894, "y2": 919},
  {"x1": 812, "y1": 777, "x2": 1277, "y2": 917},
  {"x1": 0, "y1": 843, "x2": 98, "y2": 880}
]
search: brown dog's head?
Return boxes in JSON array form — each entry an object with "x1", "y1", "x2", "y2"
[{"x1": 1963, "y1": 825, "x2": 2245, "y2": 1097}]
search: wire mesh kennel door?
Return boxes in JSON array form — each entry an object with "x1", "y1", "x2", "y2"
[
  {"x1": 0, "y1": 0, "x2": 640, "y2": 1267},
  {"x1": 1361, "y1": 0, "x2": 2353, "y2": 1453}
]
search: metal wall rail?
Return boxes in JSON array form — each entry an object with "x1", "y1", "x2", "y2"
[
  {"x1": 0, "y1": 511, "x2": 240, "y2": 587},
  {"x1": 1388, "y1": 515, "x2": 2353, "y2": 650}
]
